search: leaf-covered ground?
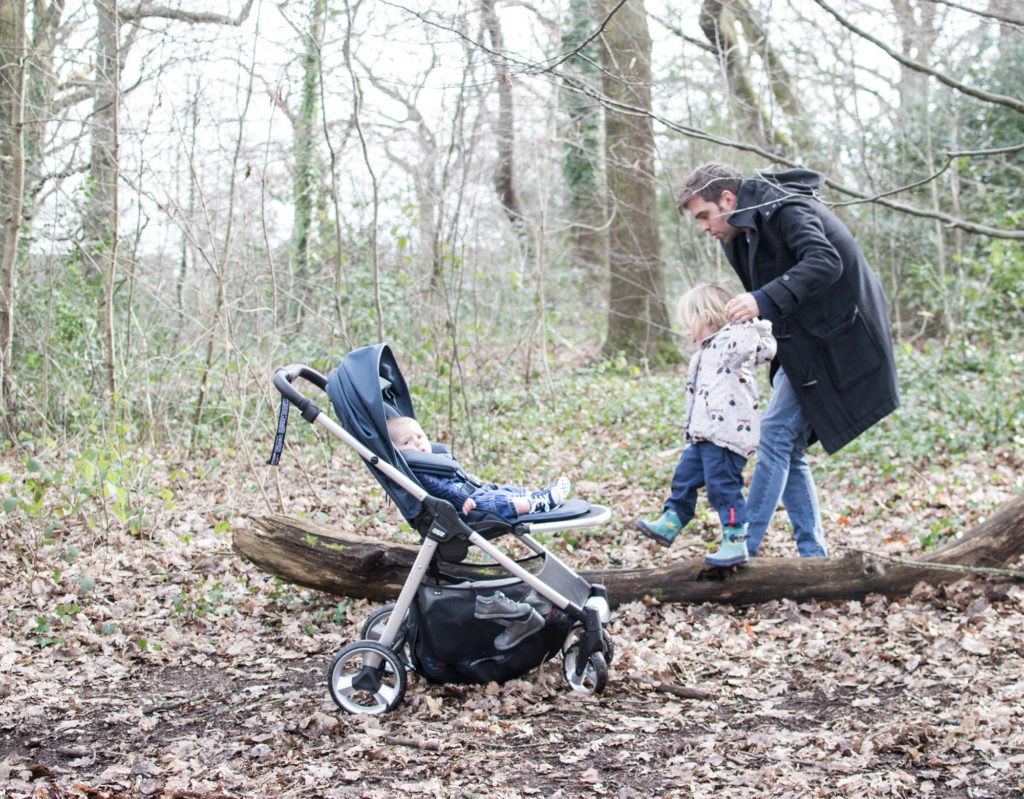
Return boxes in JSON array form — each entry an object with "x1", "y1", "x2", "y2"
[{"x1": 1, "y1": 419, "x2": 1022, "y2": 797}]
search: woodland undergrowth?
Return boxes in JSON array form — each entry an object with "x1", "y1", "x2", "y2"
[{"x1": 0, "y1": 338, "x2": 1022, "y2": 797}]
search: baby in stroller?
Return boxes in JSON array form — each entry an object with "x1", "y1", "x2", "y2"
[
  {"x1": 388, "y1": 414, "x2": 572, "y2": 651},
  {"x1": 270, "y1": 344, "x2": 613, "y2": 715},
  {"x1": 387, "y1": 416, "x2": 571, "y2": 520}
]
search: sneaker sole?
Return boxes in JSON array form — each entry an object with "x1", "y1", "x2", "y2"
[
  {"x1": 704, "y1": 556, "x2": 749, "y2": 567},
  {"x1": 474, "y1": 609, "x2": 533, "y2": 620},
  {"x1": 635, "y1": 520, "x2": 674, "y2": 547}
]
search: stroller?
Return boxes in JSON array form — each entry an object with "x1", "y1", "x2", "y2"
[{"x1": 270, "y1": 344, "x2": 614, "y2": 715}]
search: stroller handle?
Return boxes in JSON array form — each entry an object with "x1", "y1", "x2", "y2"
[{"x1": 273, "y1": 364, "x2": 327, "y2": 418}]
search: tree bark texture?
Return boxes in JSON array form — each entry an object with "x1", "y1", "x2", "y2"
[
  {"x1": 598, "y1": 0, "x2": 677, "y2": 366},
  {"x1": 232, "y1": 493, "x2": 1024, "y2": 608},
  {"x1": 562, "y1": 0, "x2": 608, "y2": 284},
  {"x1": 0, "y1": 0, "x2": 27, "y2": 418}
]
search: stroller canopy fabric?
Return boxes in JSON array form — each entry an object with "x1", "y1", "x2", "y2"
[{"x1": 325, "y1": 343, "x2": 424, "y2": 522}]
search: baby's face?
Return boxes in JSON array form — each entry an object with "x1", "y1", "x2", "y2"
[{"x1": 391, "y1": 420, "x2": 430, "y2": 453}]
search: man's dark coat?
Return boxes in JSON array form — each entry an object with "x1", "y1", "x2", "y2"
[{"x1": 722, "y1": 169, "x2": 900, "y2": 453}]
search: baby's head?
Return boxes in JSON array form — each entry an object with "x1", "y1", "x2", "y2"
[
  {"x1": 387, "y1": 416, "x2": 431, "y2": 453},
  {"x1": 677, "y1": 283, "x2": 731, "y2": 343}
]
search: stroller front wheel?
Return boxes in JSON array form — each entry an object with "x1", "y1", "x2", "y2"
[
  {"x1": 361, "y1": 604, "x2": 412, "y2": 670},
  {"x1": 328, "y1": 641, "x2": 407, "y2": 715},
  {"x1": 562, "y1": 645, "x2": 608, "y2": 695},
  {"x1": 564, "y1": 624, "x2": 615, "y2": 666}
]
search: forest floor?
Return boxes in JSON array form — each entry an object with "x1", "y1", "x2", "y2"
[{"x1": 1, "y1": 430, "x2": 1022, "y2": 798}]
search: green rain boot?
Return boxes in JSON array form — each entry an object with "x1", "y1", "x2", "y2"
[
  {"x1": 705, "y1": 524, "x2": 750, "y2": 567},
  {"x1": 635, "y1": 509, "x2": 682, "y2": 547}
]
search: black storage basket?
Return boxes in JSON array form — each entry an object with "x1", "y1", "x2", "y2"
[{"x1": 406, "y1": 554, "x2": 592, "y2": 684}]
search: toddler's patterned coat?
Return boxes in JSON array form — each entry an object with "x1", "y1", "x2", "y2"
[{"x1": 685, "y1": 319, "x2": 777, "y2": 458}]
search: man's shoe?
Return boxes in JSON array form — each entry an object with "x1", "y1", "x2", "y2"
[
  {"x1": 705, "y1": 524, "x2": 750, "y2": 567},
  {"x1": 635, "y1": 509, "x2": 682, "y2": 547}
]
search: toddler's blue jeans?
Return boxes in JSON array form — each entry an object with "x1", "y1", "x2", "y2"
[{"x1": 666, "y1": 440, "x2": 747, "y2": 527}]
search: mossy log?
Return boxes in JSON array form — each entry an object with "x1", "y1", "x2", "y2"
[{"x1": 232, "y1": 493, "x2": 1024, "y2": 607}]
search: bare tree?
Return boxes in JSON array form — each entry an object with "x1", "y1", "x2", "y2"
[
  {"x1": 82, "y1": 0, "x2": 255, "y2": 395},
  {"x1": 0, "y1": 0, "x2": 28, "y2": 423},
  {"x1": 698, "y1": 0, "x2": 806, "y2": 155},
  {"x1": 598, "y1": 0, "x2": 677, "y2": 366},
  {"x1": 23, "y1": 0, "x2": 68, "y2": 226},
  {"x1": 481, "y1": 0, "x2": 529, "y2": 252}
]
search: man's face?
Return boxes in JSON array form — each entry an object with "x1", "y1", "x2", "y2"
[{"x1": 686, "y1": 191, "x2": 740, "y2": 243}]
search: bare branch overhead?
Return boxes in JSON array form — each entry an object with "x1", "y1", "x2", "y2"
[
  {"x1": 557, "y1": 73, "x2": 1024, "y2": 240},
  {"x1": 120, "y1": 0, "x2": 255, "y2": 25},
  {"x1": 813, "y1": 0, "x2": 1024, "y2": 117}
]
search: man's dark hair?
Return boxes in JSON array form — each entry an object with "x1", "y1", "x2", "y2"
[{"x1": 676, "y1": 163, "x2": 743, "y2": 214}]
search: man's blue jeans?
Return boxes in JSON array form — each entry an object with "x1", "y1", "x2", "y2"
[{"x1": 746, "y1": 369, "x2": 828, "y2": 557}]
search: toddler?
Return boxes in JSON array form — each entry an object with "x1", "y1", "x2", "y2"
[{"x1": 636, "y1": 284, "x2": 776, "y2": 566}]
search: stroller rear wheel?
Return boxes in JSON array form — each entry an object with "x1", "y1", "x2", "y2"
[
  {"x1": 328, "y1": 641, "x2": 407, "y2": 715},
  {"x1": 562, "y1": 644, "x2": 608, "y2": 694},
  {"x1": 361, "y1": 604, "x2": 412, "y2": 670}
]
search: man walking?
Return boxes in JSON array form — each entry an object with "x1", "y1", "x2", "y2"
[{"x1": 676, "y1": 164, "x2": 900, "y2": 558}]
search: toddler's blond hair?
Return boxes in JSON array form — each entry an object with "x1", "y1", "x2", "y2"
[{"x1": 676, "y1": 283, "x2": 731, "y2": 334}]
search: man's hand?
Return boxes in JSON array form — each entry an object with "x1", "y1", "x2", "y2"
[{"x1": 725, "y1": 293, "x2": 760, "y2": 324}]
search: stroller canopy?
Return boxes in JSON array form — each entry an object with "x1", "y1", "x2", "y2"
[{"x1": 325, "y1": 344, "x2": 424, "y2": 522}]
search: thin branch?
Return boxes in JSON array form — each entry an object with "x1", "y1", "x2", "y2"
[
  {"x1": 556, "y1": 72, "x2": 1024, "y2": 240},
  {"x1": 947, "y1": 142, "x2": 1024, "y2": 158},
  {"x1": 119, "y1": 0, "x2": 255, "y2": 26},
  {"x1": 648, "y1": 10, "x2": 716, "y2": 54},
  {"x1": 813, "y1": 0, "x2": 1024, "y2": 117},
  {"x1": 927, "y1": 0, "x2": 1024, "y2": 28}
]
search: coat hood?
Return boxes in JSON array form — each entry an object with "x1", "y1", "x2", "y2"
[{"x1": 755, "y1": 169, "x2": 824, "y2": 196}]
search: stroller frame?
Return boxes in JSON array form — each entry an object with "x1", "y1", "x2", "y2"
[{"x1": 272, "y1": 357, "x2": 613, "y2": 715}]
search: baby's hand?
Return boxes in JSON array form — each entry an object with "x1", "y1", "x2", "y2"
[{"x1": 462, "y1": 498, "x2": 476, "y2": 515}]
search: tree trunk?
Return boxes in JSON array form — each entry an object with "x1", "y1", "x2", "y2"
[
  {"x1": 481, "y1": 0, "x2": 529, "y2": 251},
  {"x1": 89, "y1": 0, "x2": 119, "y2": 396},
  {"x1": 598, "y1": 0, "x2": 677, "y2": 367},
  {"x1": 84, "y1": 0, "x2": 119, "y2": 284},
  {"x1": 562, "y1": 0, "x2": 608, "y2": 292},
  {"x1": 232, "y1": 493, "x2": 1024, "y2": 607},
  {"x1": 290, "y1": 0, "x2": 326, "y2": 326},
  {"x1": 24, "y1": 0, "x2": 64, "y2": 225},
  {"x1": 0, "y1": 0, "x2": 27, "y2": 425}
]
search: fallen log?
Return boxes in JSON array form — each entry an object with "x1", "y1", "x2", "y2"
[{"x1": 231, "y1": 492, "x2": 1024, "y2": 607}]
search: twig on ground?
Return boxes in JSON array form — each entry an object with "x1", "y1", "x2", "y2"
[
  {"x1": 653, "y1": 682, "x2": 713, "y2": 701},
  {"x1": 384, "y1": 733, "x2": 442, "y2": 751}
]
